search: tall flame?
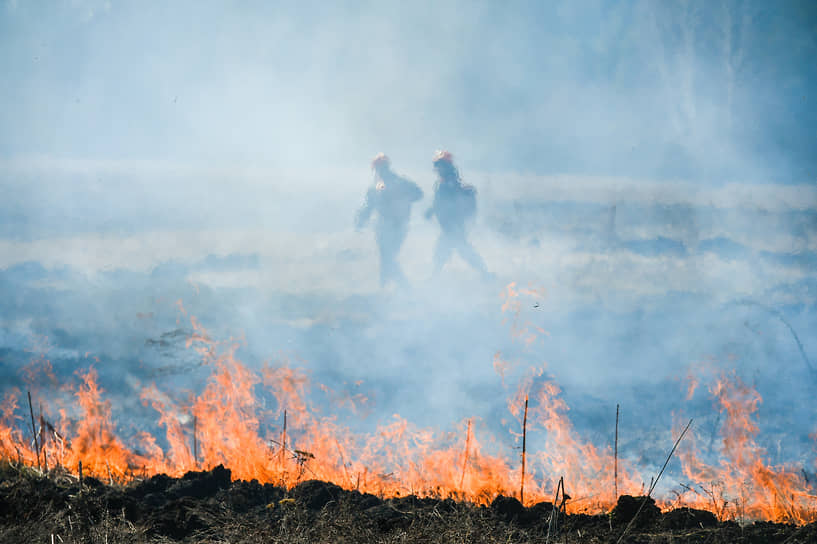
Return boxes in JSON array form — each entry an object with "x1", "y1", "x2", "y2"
[{"x1": 676, "y1": 372, "x2": 816, "y2": 522}]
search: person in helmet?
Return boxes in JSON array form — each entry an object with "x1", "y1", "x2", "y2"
[
  {"x1": 356, "y1": 153, "x2": 423, "y2": 287},
  {"x1": 425, "y1": 151, "x2": 491, "y2": 279}
]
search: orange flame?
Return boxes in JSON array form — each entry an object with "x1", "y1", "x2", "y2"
[
  {"x1": 675, "y1": 372, "x2": 817, "y2": 523},
  {"x1": 1, "y1": 293, "x2": 815, "y2": 523},
  {"x1": 507, "y1": 368, "x2": 640, "y2": 510}
]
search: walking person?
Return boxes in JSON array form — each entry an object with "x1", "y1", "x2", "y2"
[
  {"x1": 425, "y1": 150, "x2": 491, "y2": 280},
  {"x1": 356, "y1": 153, "x2": 423, "y2": 287}
]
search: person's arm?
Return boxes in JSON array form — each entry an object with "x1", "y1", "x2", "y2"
[
  {"x1": 407, "y1": 179, "x2": 423, "y2": 202},
  {"x1": 355, "y1": 188, "x2": 375, "y2": 229},
  {"x1": 424, "y1": 182, "x2": 439, "y2": 219},
  {"x1": 394, "y1": 175, "x2": 423, "y2": 202},
  {"x1": 462, "y1": 185, "x2": 477, "y2": 218}
]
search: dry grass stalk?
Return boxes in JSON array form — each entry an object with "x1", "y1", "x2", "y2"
[
  {"x1": 520, "y1": 395, "x2": 528, "y2": 505},
  {"x1": 614, "y1": 403, "x2": 619, "y2": 503},
  {"x1": 546, "y1": 475, "x2": 566, "y2": 544},
  {"x1": 39, "y1": 415, "x2": 49, "y2": 472},
  {"x1": 281, "y1": 410, "x2": 287, "y2": 468},
  {"x1": 192, "y1": 414, "x2": 198, "y2": 468},
  {"x1": 27, "y1": 391, "x2": 40, "y2": 471},
  {"x1": 459, "y1": 418, "x2": 472, "y2": 491},
  {"x1": 335, "y1": 439, "x2": 353, "y2": 488}
]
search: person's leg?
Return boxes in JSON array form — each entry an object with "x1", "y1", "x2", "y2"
[
  {"x1": 381, "y1": 245, "x2": 409, "y2": 287},
  {"x1": 456, "y1": 236, "x2": 492, "y2": 280},
  {"x1": 432, "y1": 232, "x2": 454, "y2": 277},
  {"x1": 391, "y1": 260, "x2": 409, "y2": 287},
  {"x1": 378, "y1": 225, "x2": 408, "y2": 287},
  {"x1": 377, "y1": 246, "x2": 391, "y2": 287}
]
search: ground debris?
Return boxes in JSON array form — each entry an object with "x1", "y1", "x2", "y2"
[{"x1": 0, "y1": 462, "x2": 814, "y2": 543}]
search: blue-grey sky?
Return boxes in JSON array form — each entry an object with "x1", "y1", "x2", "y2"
[{"x1": 1, "y1": 0, "x2": 816, "y2": 491}]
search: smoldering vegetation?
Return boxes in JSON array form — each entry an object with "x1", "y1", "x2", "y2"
[{"x1": 2, "y1": 462, "x2": 817, "y2": 543}]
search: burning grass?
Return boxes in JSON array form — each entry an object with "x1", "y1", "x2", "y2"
[
  {"x1": 1, "y1": 288, "x2": 816, "y2": 531},
  {"x1": 2, "y1": 342, "x2": 815, "y2": 526}
]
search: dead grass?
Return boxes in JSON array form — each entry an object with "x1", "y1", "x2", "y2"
[{"x1": 2, "y1": 461, "x2": 816, "y2": 543}]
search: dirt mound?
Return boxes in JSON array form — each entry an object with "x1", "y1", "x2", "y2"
[
  {"x1": 610, "y1": 494, "x2": 661, "y2": 528},
  {"x1": 291, "y1": 479, "x2": 343, "y2": 510},
  {"x1": 490, "y1": 494, "x2": 524, "y2": 522},
  {"x1": 661, "y1": 506, "x2": 719, "y2": 530}
]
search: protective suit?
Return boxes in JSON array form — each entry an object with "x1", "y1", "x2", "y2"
[
  {"x1": 356, "y1": 153, "x2": 423, "y2": 287},
  {"x1": 425, "y1": 151, "x2": 491, "y2": 279}
]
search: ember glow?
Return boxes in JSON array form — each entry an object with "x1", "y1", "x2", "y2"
[{"x1": 2, "y1": 287, "x2": 815, "y2": 523}]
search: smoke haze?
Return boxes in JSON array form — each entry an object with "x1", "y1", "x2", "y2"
[{"x1": 1, "y1": 0, "x2": 816, "y2": 495}]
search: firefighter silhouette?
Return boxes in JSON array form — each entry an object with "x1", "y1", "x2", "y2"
[
  {"x1": 355, "y1": 153, "x2": 423, "y2": 287},
  {"x1": 425, "y1": 151, "x2": 491, "y2": 279}
]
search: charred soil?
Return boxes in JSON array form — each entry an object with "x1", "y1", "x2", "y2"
[{"x1": 1, "y1": 463, "x2": 815, "y2": 543}]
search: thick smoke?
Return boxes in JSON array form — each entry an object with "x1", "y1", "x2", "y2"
[{"x1": 0, "y1": 0, "x2": 815, "y2": 504}]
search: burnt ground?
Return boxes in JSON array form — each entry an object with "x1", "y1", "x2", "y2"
[{"x1": 1, "y1": 463, "x2": 815, "y2": 543}]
